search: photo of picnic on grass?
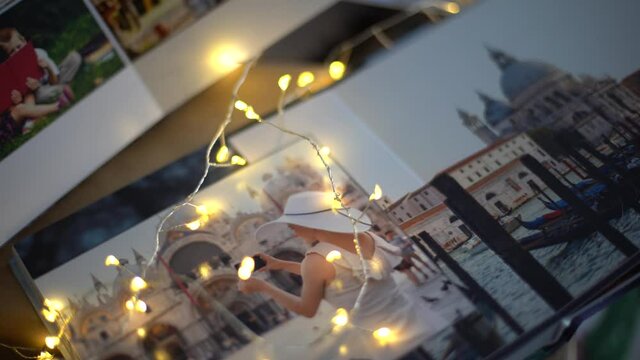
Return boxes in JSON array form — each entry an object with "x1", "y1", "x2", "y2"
[{"x1": 0, "y1": 0, "x2": 124, "y2": 162}]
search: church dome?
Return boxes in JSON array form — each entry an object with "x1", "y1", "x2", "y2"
[
  {"x1": 487, "y1": 47, "x2": 562, "y2": 101},
  {"x1": 501, "y1": 61, "x2": 559, "y2": 101},
  {"x1": 477, "y1": 92, "x2": 513, "y2": 126}
]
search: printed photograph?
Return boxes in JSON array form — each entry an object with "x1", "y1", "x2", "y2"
[
  {"x1": 0, "y1": 0, "x2": 124, "y2": 162},
  {"x1": 32, "y1": 141, "x2": 483, "y2": 359},
  {"x1": 90, "y1": 0, "x2": 228, "y2": 59},
  {"x1": 370, "y1": 7, "x2": 640, "y2": 340}
]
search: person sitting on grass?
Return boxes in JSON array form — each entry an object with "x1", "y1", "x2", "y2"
[
  {"x1": 3, "y1": 89, "x2": 69, "y2": 135},
  {"x1": 0, "y1": 27, "x2": 79, "y2": 105}
]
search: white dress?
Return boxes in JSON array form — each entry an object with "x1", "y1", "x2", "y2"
[{"x1": 306, "y1": 233, "x2": 449, "y2": 359}]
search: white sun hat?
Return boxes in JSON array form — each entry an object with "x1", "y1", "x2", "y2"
[{"x1": 256, "y1": 191, "x2": 372, "y2": 239}]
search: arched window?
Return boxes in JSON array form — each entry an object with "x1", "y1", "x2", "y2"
[
  {"x1": 485, "y1": 192, "x2": 496, "y2": 201},
  {"x1": 544, "y1": 96, "x2": 562, "y2": 109},
  {"x1": 572, "y1": 111, "x2": 589, "y2": 124},
  {"x1": 553, "y1": 90, "x2": 571, "y2": 103},
  {"x1": 518, "y1": 171, "x2": 529, "y2": 179},
  {"x1": 169, "y1": 241, "x2": 229, "y2": 275}
]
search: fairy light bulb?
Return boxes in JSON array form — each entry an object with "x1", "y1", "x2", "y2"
[
  {"x1": 245, "y1": 106, "x2": 261, "y2": 121},
  {"x1": 42, "y1": 308, "x2": 57, "y2": 323},
  {"x1": 234, "y1": 100, "x2": 248, "y2": 111},
  {"x1": 199, "y1": 263, "x2": 213, "y2": 280},
  {"x1": 443, "y1": 2, "x2": 460, "y2": 14},
  {"x1": 331, "y1": 308, "x2": 349, "y2": 327},
  {"x1": 125, "y1": 298, "x2": 135, "y2": 311},
  {"x1": 37, "y1": 351, "x2": 54, "y2": 360},
  {"x1": 186, "y1": 219, "x2": 201, "y2": 230},
  {"x1": 231, "y1": 155, "x2": 247, "y2": 166},
  {"x1": 325, "y1": 250, "x2": 342, "y2": 263},
  {"x1": 238, "y1": 266, "x2": 252, "y2": 280},
  {"x1": 331, "y1": 198, "x2": 342, "y2": 212},
  {"x1": 130, "y1": 276, "x2": 148, "y2": 292},
  {"x1": 297, "y1": 71, "x2": 315, "y2": 87},
  {"x1": 240, "y1": 256, "x2": 255, "y2": 272},
  {"x1": 319, "y1": 146, "x2": 331, "y2": 158},
  {"x1": 369, "y1": 184, "x2": 383, "y2": 201},
  {"x1": 135, "y1": 299, "x2": 148, "y2": 313},
  {"x1": 372, "y1": 327, "x2": 393, "y2": 346},
  {"x1": 329, "y1": 61, "x2": 346, "y2": 80},
  {"x1": 104, "y1": 255, "x2": 120, "y2": 267},
  {"x1": 137, "y1": 328, "x2": 146, "y2": 338},
  {"x1": 44, "y1": 298, "x2": 64, "y2": 312},
  {"x1": 196, "y1": 205, "x2": 209, "y2": 215},
  {"x1": 216, "y1": 145, "x2": 230, "y2": 163},
  {"x1": 339, "y1": 345, "x2": 348, "y2": 356},
  {"x1": 278, "y1": 74, "x2": 292, "y2": 91},
  {"x1": 44, "y1": 336, "x2": 59, "y2": 349}
]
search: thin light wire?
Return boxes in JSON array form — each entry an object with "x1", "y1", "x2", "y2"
[
  {"x1": 0, "y1": 342, "x2": 41, "y2": 359},
  {"x1": 144, "y1": 58, "x2": 258, "y2": 278},
  {"x1": 269, "y1": 91, "x2": 375, "y2": 316}
]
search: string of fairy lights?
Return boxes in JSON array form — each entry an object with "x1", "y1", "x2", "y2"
[{"x1": 0, "y1": 1, "x2": 465, "y2": 358}]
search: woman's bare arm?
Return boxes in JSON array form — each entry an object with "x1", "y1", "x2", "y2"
[
  {"x1": 273, "y1": 260, "x2": 301, "y2": 275},
  {"x1": 255, "y1": 254, "x2": 332, "y2": 317},
  {"x1": 257, "y1": 253, "x2": 301, "y2": 275}
]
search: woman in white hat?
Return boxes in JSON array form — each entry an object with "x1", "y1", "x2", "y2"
[{"x1": 238, "y1": 191, "x2": 448, "y2": 356}]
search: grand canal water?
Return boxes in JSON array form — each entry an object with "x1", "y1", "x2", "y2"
[{"x1": 441, "y1": 193, "x2": 640, "y2": 340}]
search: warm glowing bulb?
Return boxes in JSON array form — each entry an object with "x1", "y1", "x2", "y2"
[
  {"x1": 208, "y1": 46, "x2": 245, "y2": 71},
  {"x1": 339, "y1": 345, "x2": 348, "y2": 356},
  {"x1": 130, "y1": 276, "x2": 148, "y2": 292},
  {"x1": 331, "y1": 198, "x2": 342, "y2": 212},
  {"x1": 231, "y1": 155, "x2": 247, "y2": 166},
  {"x1": 104, "y1": 254, "x2": 120, "y2": 267},
  {"x1": 37, "y1": 351, "x2": 54, "y2": 360},
  {"x1": 125, "y1": 298, "x2": 135, "y2": 311},
  {"x1": 278, "y1": 74, "x2": 292, "y2": 91},
  {"x1": 42, "y1": 309, "x2": 57, "y2": 323},
  {"x1": 373, "y1": 327, "x2": 394, "y2": 346},
  {"x1": 186, "y1": 219, "x2": 201, "y2": 230},
  {"x1": 44, "y1": 336, "x2": 59, "y2": 349},
  {"x1": 325, "y1": 250, "x2": 342, "y2": 263},
  {"x1": 137, "y1": 328, "x2": 147, "y2": 338},
  {"x1": 331, "y1": 308, "x2": 349, "y2": 327},
  {"x1": 329, "y1": 61, "x2": 346, "y2": 80},
  {"x1": 245, "y1": 106, "x2": 260, "y2": 121},
  {"x1": 44, "y1": 298, "x2": 64, "y2": 312},
  {"x1": 240, "y1": 256, "x2": 255, "y2": 272},
  {"x1": 196, "y1": 205, "x2": 209, "y2": 215},
  {"x1": 216, "y1": 145, "x2": 230, "y2": 163},
  {"x1": 443, "y1": 2, "x2": 460, "y2": 13},
  {"x1": 319, "y1": 146, "x2": 331, "y2": 158},
  {"x1": 297, "y1": 71, "x2": 315, "y2": 87},
  {"x1": 332, "y1": 279, "x2": 344, "y2": 291},
  {"x1": 135, "y1": 299, "x2": 148, "y2": 313},
  {"x1": 199, "y1": 263, "x2": 213, "y2": 280},
  {"x1": 238, "y1": 266, "x2": 252, "y2": 280},
  {"x1": 369, "y1": 184, "x2": 383, "y2": 201},
  {"x1": 234, "y1": 100, "x2": 248, "y2": 111}
]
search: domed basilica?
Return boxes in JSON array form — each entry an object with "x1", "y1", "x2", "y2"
[{"x1": 460, "y1": 48, "x2": 640, "y2": 144}]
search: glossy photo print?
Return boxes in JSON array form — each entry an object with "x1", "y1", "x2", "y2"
[
  {"x1": 0, "y1": 0, "x2": 124, "y2": 162},
  {"x1": 326, "y1": 0, "x2": 640, "y2": 356},
  {"x1": 29, "y1": 140, "x2": 483, "y2": 359},
  {"x1": 89, "y1": 0, "x2": 228, "y2": 59}
]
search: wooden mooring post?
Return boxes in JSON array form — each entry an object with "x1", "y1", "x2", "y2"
[
  {"x1": 555, "y1": 133, "x2": 640, "y2": 214},
  {"x1": 520, "y1": 155, "x2": 638, "y2": 257},
  {"x1": 431, "y1": 174, "x2": 574, "y2": 310},
  {"x1": 412, "y1": 232, "x2": 525, "y2": 335}
]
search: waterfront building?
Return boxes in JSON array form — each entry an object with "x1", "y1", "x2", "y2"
[{"x1": 461, "y1": 48, "x2": 640, "y2": 144}]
